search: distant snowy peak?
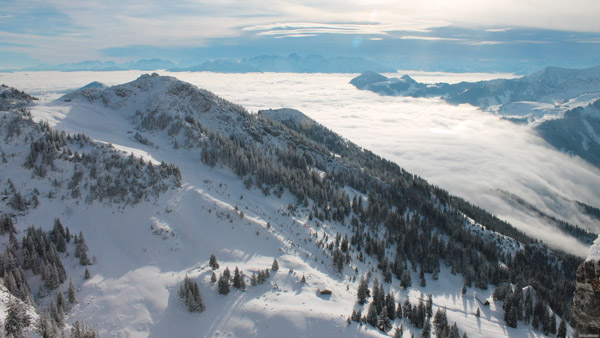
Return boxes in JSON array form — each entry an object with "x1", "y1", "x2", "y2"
[
  {"x1": 348, "y1": 71, "x2": 389, "y2": 89},
  {"x1": 351, "y1": 65, "x2": 600, "y2": 110}
]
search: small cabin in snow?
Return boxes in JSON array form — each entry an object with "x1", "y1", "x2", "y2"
[{"x1": 319, "y1": 288, "x2": 332, "y2": 295}]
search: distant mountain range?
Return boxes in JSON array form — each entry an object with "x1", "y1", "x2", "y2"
[
  {"x1": 2, "y1": 55, "x2": 395, "y2": 74},
  {"x1": 351, "y1": 66, "x2": 600, "y2": 111},
  {"x1": 351, "y1": 66, "x2": 600, "y2": 169},
  {"x1": 169, "y1": 54, "x2": 395, "y2": 73}
]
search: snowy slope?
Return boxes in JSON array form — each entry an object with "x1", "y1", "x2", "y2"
[{"x1": 0, "y1": 76, "x2": 577, "y2": 337}]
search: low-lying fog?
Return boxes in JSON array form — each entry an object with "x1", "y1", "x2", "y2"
[{"x1": 2, "y1": 70, "x2": 598, "y2": 257}]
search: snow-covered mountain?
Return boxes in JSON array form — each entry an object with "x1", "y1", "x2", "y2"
[
  {"x1": 536, "y1": 99, "x2": 600, "y2": 168},
  {"x1": 0, "y1": 74, "x2": 583, "y2": 336},
  {"x1": 351, "y1": 66, "x2": 600, "y2": 112}
]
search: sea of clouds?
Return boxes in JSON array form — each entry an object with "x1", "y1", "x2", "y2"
[{"x1": 2, "y1": 70, "x2": 598, "y2": 256}]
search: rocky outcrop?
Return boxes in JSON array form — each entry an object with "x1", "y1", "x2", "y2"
[{"x1": 573, "y1": 245, "x2": 600, "y2": 334}]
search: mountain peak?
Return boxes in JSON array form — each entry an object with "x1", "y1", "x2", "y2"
[{"x1": 349, "y1": 71, "x2": 388, "y2": 89}]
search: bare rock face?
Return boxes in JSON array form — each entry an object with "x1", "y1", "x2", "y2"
[{"x1": 573, "y1": 259, "x2": 600, "y2": 334}]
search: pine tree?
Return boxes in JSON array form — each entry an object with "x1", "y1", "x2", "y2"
[
  {"x1": 232, "y1": 267, "x2": 246, "y2": 290},
  {"x1": 301, "y1": 274, "x2": 306, "y2": 283},
  {"x1": 433, "y1": 308, "x2": 449, "y2": 337},
  {"x1": 223, "y1": 267, "x2": 231, "y2": 281},
  {"x1": 56, "y1": 291, "x2": 66, "y2": 312},
  {"x1": 68, "y1": 279, "x2": 77, "y2": 304},
  {"x1": 366, "y1": 302, "x2": 378, "y2": 327},
  {"x1": 505, "y1": 305, "x2": 518, "y2": 328},
  {"x1": 393, "y1": 325, "x2": 403, "y2": 338},
  {"x1": 400, "y1": 271, "x2": 412, "y2": 289},
  {"x1": 378, "y1": 306, "x2": 392, "y2": 332},
  {"x1": 211, "y1": 272, "x2": 217, "y2": 283},
  {"x1": 422, "y1": 318, "x2": 432, "y2": 338},
  {"x1": 557, "y1": 318, "x2": 567, "y2": 338},
  {"x1": 550, "y1": 313, "x2": 557, "y2": 335},
  {"x1": 425, "y1": 294, "x2": 433, "y2": 318},
  {"x1": 76, "y1": 232, "x2": 91, "y2": 265},
  {"x1": 5, "y1": 298, "x2": 30, "y2": 337},
  {"x1": 84, "y1": 267, "x2": 91, "y2": 280},
  {"x1": 272, "y1": 258, "x2": 279, "y2": 271},
  {"x1": 37, "y1": 311, "x2": 58, "y2": 338},
  {"x1": 524, "y1": 289, "x2": 532, "y2": 324},
  {"x1": 70, "y1": 320, "x2": 97, "y2": 338},
  {"x1": 402, "y1": 298, "x2": 412, "y2": 322},
  {"x1": 385, "y1": 291, "x2": 396, "y2": 320},
  {"x1": 357, "y1": 276, "x2": 368, "y2": 305},
  {"x1": 178, "y1": 276, "x2": 205, "y2": 312},
  {"x1": 351, "y1": 308, "x2": 362, "y2": 322},
  {"x1": 419, "y1": 268, "x2": 426, "y2": 287},
  {"x1": 250, "y1": 272, "x2": 257, "y2": 286},
  {"x1": 218, "y1": 274, "x2": 230, "y2": 295},
  {"x1": 449, "y1": 323, "x2": 460, "y2": 338},
  {"x1": 209, "y1": 254, "x2": 219, "y2": 270}
]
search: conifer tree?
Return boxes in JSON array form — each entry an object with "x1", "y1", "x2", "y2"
[
  {"x1": 211, "y1": 272, "x2": 217, "y2": 283},
  {"x1": 178, "y1": 276, "x2": 205, "y2": 312},
  {"x1": 218, "y1": 274, "x2": 230, "y2": 295},
  {"x1": 366, "y1": 302, "x2": 378, "y2": 327},
  {"x1": 557, "y1": 318, "x2": 567, "y2": 338},
  {"x1": 68, "y1": 279, "x2": 77, "y2": 304},
  {"x1": 272, "y1": 259, "x2": 279, "y2": 272},
  {"x1": 223, "y1": 267, "x2": 231, "y2": 281},
  {"x1": 209, "y1": 254, "x2": 219, "y2": 270},
  {"x1": 550, "y1": 313, "x2": 557, "y2": 335},
  {"x1": 449, "y1": 323, "x2": 460, "y2": 338},
  {"x1": 5, "y1": 298, "x2": 30, "y2": 337},
  {"x1": 422, "y1": 318, "x2": 432, "y2": 338},
  {"x1": 385, "y1": 291, "x2": 396, "y2": 320},
  {"x1": 357, "y1": 276, "x2": 368, "y2": 305},
  {"x1": 433, "y1": 308, "x2": 448, "y2": 337},
  {"x1": 232, "y1": 267, "x2": 246, "y2": 290},
  {"x1": 377, "y1": 306, "x2": 392, "y2": 332},
  {"x1": 393, "y1": 325, "x2": 403, "y2": 338},
  {"x1": 84, "y1": 267, "x2": 91, "y2": 280}
]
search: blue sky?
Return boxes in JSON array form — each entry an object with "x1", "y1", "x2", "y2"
[{"x1": 1, "y1": 0, "x2": 600, "y2": 71}]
